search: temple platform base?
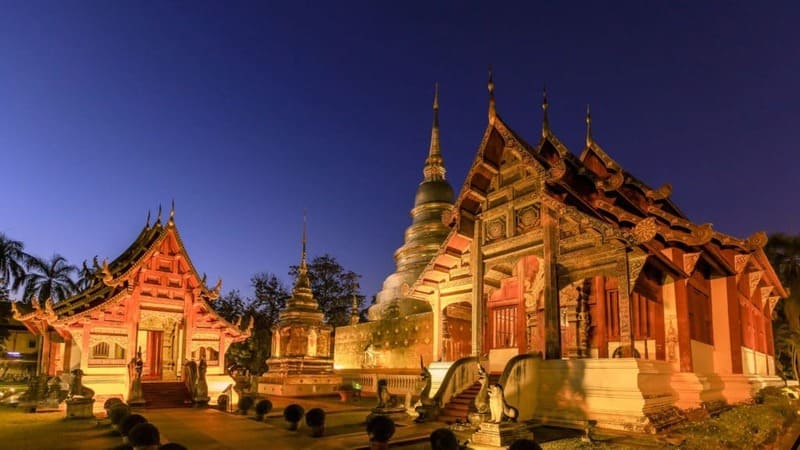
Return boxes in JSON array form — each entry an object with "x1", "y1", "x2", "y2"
[
  {"x1": 65, "y1": 399, "x2": 95, "y2": 419},
  {"x1": 467, "y1": 422, "x2": 533, "y2": 449},
  {"x1": 366, "y1": 406, "x2": 408, "y2": 424},
  {"x1": 257, "y1": 374, "x2": 342, "y2": 397}
]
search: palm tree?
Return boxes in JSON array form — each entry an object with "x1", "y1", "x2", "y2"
[
  {"x1": 765, "y1": 233, "x2": 800, "y2": 379},
  {"x1": 21, "y1": 254, "x2": 78, "y2": 303},
  {"x1": 0, "y1": 233, "x2": 30, "y2": 292}
]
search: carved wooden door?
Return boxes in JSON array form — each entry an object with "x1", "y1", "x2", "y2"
[{"x1": 143, "y1": 331, "x2": 163, "y2": 379}]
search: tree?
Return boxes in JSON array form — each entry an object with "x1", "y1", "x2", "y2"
[
  {"x1": 765, "y1": 233, "x2": 800, "y2": 379},
  {"x1": 217, "y1": 273, "x2": 291, "y2": 375},
  {"x1": 213, "y1": 289, "x2": 246, "y2": 323},
  {"x1": 0, "y1": 233, "x2": 30, "y2": 292},
  {"x1": 289, "y1": 254, "x2": 364, "y2": 327},
  {"x1": 21, "y1": 254, "x2": 78, "y2": 303}
]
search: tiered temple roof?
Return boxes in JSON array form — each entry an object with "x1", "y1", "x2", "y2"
[
  {"x1": 407, "y1": 75, "x2": 786, "y2": 303},
  {"x1": 13, "y1": 205, "x2": 249, "y2": 339}
]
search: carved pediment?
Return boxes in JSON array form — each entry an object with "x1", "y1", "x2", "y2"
[
  {"x1": 734, "y1": 255, "x2": 750, "y2": 274},
  {"x1": 749, "y1": 271, "x2": 763, "y2": 297},
  {"x1": 683, "y1": 252, "x2": 701, "y2": 275}
]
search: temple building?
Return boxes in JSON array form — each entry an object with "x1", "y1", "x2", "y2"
[
  {"x1": 334, "y1": 78, "x2": 787, "y2": 432},
  {"x1": 258, "y1": 218, "x2": 340, "y2": 396},
  {"x1": 13, "y1": 206, "x2": 251, "y2": 407}
]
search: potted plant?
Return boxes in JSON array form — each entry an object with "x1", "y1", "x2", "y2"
[
  {"x1": 305, "y1": 408, "x2": 326, "y2": 437},
  {"x1": 255, "y1": 399, "x2": 273, "y2": 421},
  {"x1": 217, "y1": 394, "x2": 229, "y2": 411},
  {"x1": 108, "y1": 403, "x2": 131, "y2": 434},
  {"x1": 283, "y1": 403, "x2": 305, "y2": 431},
  {"x1": 337, "y1": 384, "x2": 354, "y2": 402},
  {"x1": 366, "y1": 415, "x2": 395, "y2": 450},
  {"x1": 237, "y1": 395, "x2": 255, "y2": 415}
]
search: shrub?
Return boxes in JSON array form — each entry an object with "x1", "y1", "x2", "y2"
[
  {"x1": 306, "y1": 407, "x2": 326, "y2": 437},
  {"x1": 217, "y1": 394, "x2": 229, "y2": 411},
  {"x1": 367, "y1": 415, "x2": 395, "y2": 443},
  {"x1": 306, "y1": 408, "x2": 325, "y2": 427},
  {"x1": 109, "y1": 404, "x2": 131, "y2": 427},
  {"x1": 104, "y1": 397, "x2": 124, "y2": 411},
  {"x1": 120, "y1": 414, "x2": 148, "y2": 438},
  {"x1": 283, "y1": 404, "x2": 305, "y2": 431},
  {"x1": 129, "y1": 422, "x2": 160, "y2": 447},
  {"x1": 255, "y1": 399, "x2": 273, "y2": 419},
  {"x1": 238, "y1": 395, "x2": 255, "y2": 414}
]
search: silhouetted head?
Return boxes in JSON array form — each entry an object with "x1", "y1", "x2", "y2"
[
  {"x1": 128, "y1": 422, "x2": 160, "y2": 448},
  {"x1": 366, "y1": 415, "x2": 395, "y2": 443},
  {"x1": 430, "y1": 428, "x2": 458, "y2": 450},
  {"x1": 158, "y1": 443, "x2": 187, "y2": 450}
]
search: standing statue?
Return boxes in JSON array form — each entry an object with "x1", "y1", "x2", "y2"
[
  {"x1": 197, "y1": 353, "x2": 209, "y2": 401},
  {"x1": 128, "y1": 347, "x2": 145, "y2": 405},
  {"x1": 474, "y1": 363, "x2": 490, "y2": 414},
  {"x1": 487, "y1": 384, "x2": 518, "y2": 423}
]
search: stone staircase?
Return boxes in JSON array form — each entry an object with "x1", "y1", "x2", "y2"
[
  {"x1": 438, "y1": 373, "x2": 500, "y2": 423},
  {"x1": 141, "y1": 382, "x2": 191, "y2": 409}
]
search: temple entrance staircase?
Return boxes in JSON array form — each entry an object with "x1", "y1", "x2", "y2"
[
  {"x1": 141, "y1": 382, "x2": 191, "y2": 409},
  {"x1": 438, "y1": 373, "x2": 500, "y2": 423}
]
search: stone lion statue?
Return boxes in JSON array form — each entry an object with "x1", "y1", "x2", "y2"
[
  {"x1": 376, "y1": 379, "x2": 397, "y2": 409},
  {"x1": 68, "y1": 369, "x2": 94, "y2": 401},
  {"x1": 488, "y1": 384, "x2": 518, "y2": 423}
]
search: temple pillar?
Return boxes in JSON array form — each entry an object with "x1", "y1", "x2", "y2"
[
  {"x1": 594, "y1": 276, "x2": 608, "y2": 358},
  {"x1": 80, "y1": 323, "x2": 90, "y2": 369},
  {"x1": 40, "y1": 330, "x2": 52, "y2": 376},
  {"x1": 184, "y1": 291, "x2": 197, "y2": 364},
  {"x1": 432, "y1": 287, "x2": 442, "y2": 361},
  {"x1": 472, "y1": 218, "x2": 485, "y2": 356},
  {"x1": 710, "y1": 276, "x2": 740, "y2": 374},
  {"x1": 662, "y1": 279, "x2": 692, "y2": 372},
  {"x1": 542, "y1": 204, "x2": 560, "y2": 359},
  {"x1": 614, "y1": 251, "x2": 635, "y2": 357}
]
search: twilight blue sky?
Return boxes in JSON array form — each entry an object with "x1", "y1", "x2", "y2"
[{"x1": 1, "y1": 2, "x2": 799, "y2": 302}]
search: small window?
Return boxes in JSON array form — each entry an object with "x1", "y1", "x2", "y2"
[
  {"x1": 492, "y1": 305, "x2": 517, "y2": 348},
  {"x1": 92, "y1": 342, "x2": 110, "y2": 358},
  {"x1": 28, "y1": 339, "x2": 36, "y2": 349}
]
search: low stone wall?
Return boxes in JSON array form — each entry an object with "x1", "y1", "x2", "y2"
[
  {"x1": 334, "y1": 312, "x2": 433, "y2": 370},
  {"x1": 501, "y1": 357, "x2": 678, "y2": 433}
]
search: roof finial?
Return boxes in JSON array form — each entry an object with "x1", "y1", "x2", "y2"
[
  {"x1": 169, "y1": 199, "x2": 175, "y2": 220},
  {"x1": 300, "y1": 210, "x2": 308, "y2": 272},
  {"x1": 145, "y1": 210, "x2": 151, "y2": 228},
  {"x1": 156, "y1": 204, "x2": 162, "y2": 224},
  {"x1": 423, "y1": 82, "x2": 446, "y2": 181},
  {"x1": 541, "y1": 85, "x2": 549, "y2": 137},
  {"x1": 585, "y1": 104, "x2": 593, "y2": 146},
  {"x1": 487, "y1": 66, "x2": 496, "y2": 119}
]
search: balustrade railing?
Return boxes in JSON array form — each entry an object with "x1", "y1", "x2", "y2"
[
  {"x1": 341, "y1": 372, "x2": 421, "y2": 395},
  {"x1": 432, "y1": 356, "x2": 479, "y2": 408}
]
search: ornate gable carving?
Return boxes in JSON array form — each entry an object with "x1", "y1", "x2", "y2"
[
  {"x1": 734, "y1": 254, "x2": 750, "y2": 274},
  {"x1": 683, "y1": 252, "x2": 701, "y2": 275},
  {"x1": 748, "y1": 271, "x2": 763, "y2": 297}
]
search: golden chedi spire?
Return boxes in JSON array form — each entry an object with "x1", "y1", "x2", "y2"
[
  {"x1": 369, "y1": 86, "x2": 455, "y2": 320},
  {"x1": 295, "y1": 211, "x2": 311, "y2": 292},
  {"x1": 423, "y1": 82, "x2": 446, "y2": 182}
]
